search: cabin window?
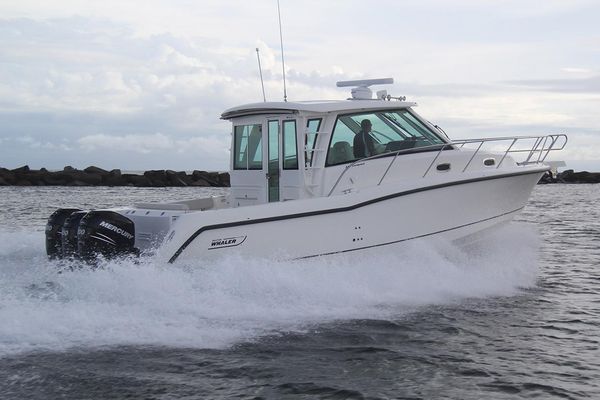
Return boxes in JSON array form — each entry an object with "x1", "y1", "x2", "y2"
[
  {"x1": 305, "y1": 118, "x2": 321, "y2": 167},
  {"x1": 283, "y1": 120, "x2": 298, "y2": 169},
  {"x1": 268, "y1": 120, "x2": 280, "y2": 202},
  {"x1": 326, "y1": 118, "x2": 356, "y2": 166},
  {"x1": 233, "y1": 124, "x2": 263, "y2": 170},
  {"x1": 326, "y1": 109, "x2": 446, "y2": 166}
]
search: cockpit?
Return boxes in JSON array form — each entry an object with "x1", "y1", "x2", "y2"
[
  {"x1": 221, "y1": 78, "x2": 453, "y2": 206},
  {"x1": 326, "y1": 109, "x2": 447, "y2": 166}
]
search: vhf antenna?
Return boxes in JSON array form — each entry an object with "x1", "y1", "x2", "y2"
[
  {"x1": 255, "y1": 48, "x2": 266, "y2": 102},
  {"x1": 277, "y1": 0, "x2": 287, "y2": 102}
]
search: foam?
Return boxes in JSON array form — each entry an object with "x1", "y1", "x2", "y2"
[{"x1": 0, "y1": 223, "x2": 539, "y2": 356}]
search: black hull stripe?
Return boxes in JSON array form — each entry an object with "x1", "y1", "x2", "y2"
[{"x1": 168, "y1": 169, "x2": 544, "y2": 263}]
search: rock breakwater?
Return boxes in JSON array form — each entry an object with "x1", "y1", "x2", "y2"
[
  {"x1": 0, "y1": 166, "x2": 230, "y2": 187},
  {"x1": 538, "y1": 169, "x2": 600, "y2": 184}
]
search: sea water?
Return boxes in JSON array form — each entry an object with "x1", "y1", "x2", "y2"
[{"x1": 0, "y1": 185, "x2": 598, "y2": 399}]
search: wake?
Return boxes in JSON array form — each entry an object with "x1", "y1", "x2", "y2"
[{"x1": 0, "y1": 223, "x2": 539, "y2": 356}]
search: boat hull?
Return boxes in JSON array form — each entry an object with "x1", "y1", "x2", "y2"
[{"x1": 159, "y1": 169, "x2": 544, "y2": 264}]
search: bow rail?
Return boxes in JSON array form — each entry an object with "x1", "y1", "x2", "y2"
[{"x1": 327, "y1": 134, "x2": 567, "y2": 197}]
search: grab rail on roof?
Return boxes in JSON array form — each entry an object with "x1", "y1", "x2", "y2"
[{"x1": 327, "y1": 134, "x2": 568, "y2": 197}]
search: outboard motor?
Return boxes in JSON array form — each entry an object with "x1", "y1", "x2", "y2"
[
  {"x1": 61, "y1": 211, "x2": 88, "y2": 258},
  {"x1": 45, "y1": 208, "x2": 81, "y2": 259},
  {"x1": 77, "y1": 211, "x2": 138, "y2": 261}
]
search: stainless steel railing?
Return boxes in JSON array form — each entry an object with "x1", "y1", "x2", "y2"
[{"x1": 327, "y1": 134, "x2": 567, "y2": 197}]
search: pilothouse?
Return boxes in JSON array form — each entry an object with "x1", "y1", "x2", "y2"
[{"x1": 45, "y1": 78, "x2": 567, "y2": 264}]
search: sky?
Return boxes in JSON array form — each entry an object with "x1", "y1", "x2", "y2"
[{"x1": 0, "y1": 0, "x2": 599, "y2": 171}]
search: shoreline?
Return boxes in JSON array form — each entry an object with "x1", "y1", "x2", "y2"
[
  {"x1": 0, "y1": 166, "x2": 230, "y2": 187},
  {"x1": 1, "y1": 166, "x2": 599, "y2": 187},
  {"x1": 539, "y1": 169, "x2": 600, "y2": 184}
]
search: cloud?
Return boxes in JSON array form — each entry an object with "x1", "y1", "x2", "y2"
[
  {"x1": 77, "y1": 132, "x2": 229, "y2": 157},
  {"x1": 0, "y1": 2, "x2": 599, "y2": 170},
  {"x1": 561, "y1": 67, "x2": 594, "y2": 74},
  {"x1": 506, "y1": 76, "x2": 600, "y2": 94},
  {"x1": 78, "y1": 133, "x2": 173, "y2": 154},
  {"x1": 560, "y1": 133, "x2": 600, "y2": 161},
  {"x1": 5, "y1": 135, "x2": 73, "y2": 151}
]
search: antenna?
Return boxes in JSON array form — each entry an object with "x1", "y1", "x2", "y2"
[
  {"x1": 255, "y1": 48, "x2": 266, "y2": 102},
  {"x1": 277, "y1": 0, "x2": 287, "y2": 102}
]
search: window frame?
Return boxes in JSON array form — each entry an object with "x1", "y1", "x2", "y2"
[
  {"x1": 325, "y1": 108, "x2": 449, "y2": 167},
  {"x1": 282, "y1": 119, "x2": 299, "y2": 170},
  {"x1": 233, "y1": 123, "x2": 263, "y2": 170},
  {"x1": 305, "y1": 118, "x2": 322, "y2": 167}
]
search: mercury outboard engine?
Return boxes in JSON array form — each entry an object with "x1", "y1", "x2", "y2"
[
  {"x1": 45, "y1": 208, "x2": 82, "y2": 259},
  {"x1": 77, "y1": 210, "x2": 138, "y2": 261},
  {"x1": 61, "y1": 211, "x2": 88, "y2": 258}
]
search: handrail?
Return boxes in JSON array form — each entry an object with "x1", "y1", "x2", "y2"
[
  {"x1": 327, "y1": 134, "x2": 567, "y2": 197},
  {"x1": 496, "y1": 138, "x2": 517, "y2": 169},
  {"x1": 461, "y1": 141, "x2": 483, "y2": 173},
  {"x1": 327, "y1": 142, "x2": 453, "y2": 196}
]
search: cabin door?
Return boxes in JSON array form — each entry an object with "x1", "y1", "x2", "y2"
[
  {"x1": 267, "y1": 120, "x2": 280, "y2": 202},
  {"x1": 266, "y1": 117, "x2": 301, "y2": 202}
]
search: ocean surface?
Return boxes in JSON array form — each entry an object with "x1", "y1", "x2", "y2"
[{"x1": 0, "y1": 185, "x2": 598, "y2": 399}]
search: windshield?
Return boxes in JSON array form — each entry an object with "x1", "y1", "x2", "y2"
[{"x1": 326, "y1": 109, "x2": 446, "y2": 166}]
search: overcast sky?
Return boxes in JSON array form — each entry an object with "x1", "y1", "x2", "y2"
[{"x1": 1, "y1": 0, "x2": 599, "y2": 171}]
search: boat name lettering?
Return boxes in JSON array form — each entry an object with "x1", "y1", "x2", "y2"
[
  {"x1": 209, "y1": 235, "x2": 246, "y2": 249},
  {"x1": 99, "y1": 221, "x2": 134, "y2": 240}
]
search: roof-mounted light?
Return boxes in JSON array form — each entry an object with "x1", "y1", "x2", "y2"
[{"x1": 336, "y1": 78, "x2": 394, "y2": 100}]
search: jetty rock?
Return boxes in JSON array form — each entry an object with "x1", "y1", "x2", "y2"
[
  {"x1": 538, "y1": 169, "x2": 600, "y2": 184},
  {"x1": 557, "y1": 169, "x2": 600, "y2": 184},
  {"x1": 0, "y1": 166, "x2": 230, "y2": 187}
]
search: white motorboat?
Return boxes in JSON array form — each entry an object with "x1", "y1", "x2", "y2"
[{"x1": 45, "y1": 78, "x2": 567, "y2": 264}]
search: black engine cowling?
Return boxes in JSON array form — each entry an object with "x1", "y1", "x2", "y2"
[
  {"x1": 46, "y1": 209, "x2": 138, "y2": 262},
  {"x1": 61, "y1": 211, "x2": 88, "y2": 258},
  {"x1": 45, "y1": 208, "x2": 82, "y2": 259},
  {"x1": 77, "y1": 210, "x2": 138, "y2": 261}
]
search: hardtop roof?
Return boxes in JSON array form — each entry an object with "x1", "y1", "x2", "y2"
[{"x1": 221, "y1": 100, "x2": 417, "y2": 119}]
